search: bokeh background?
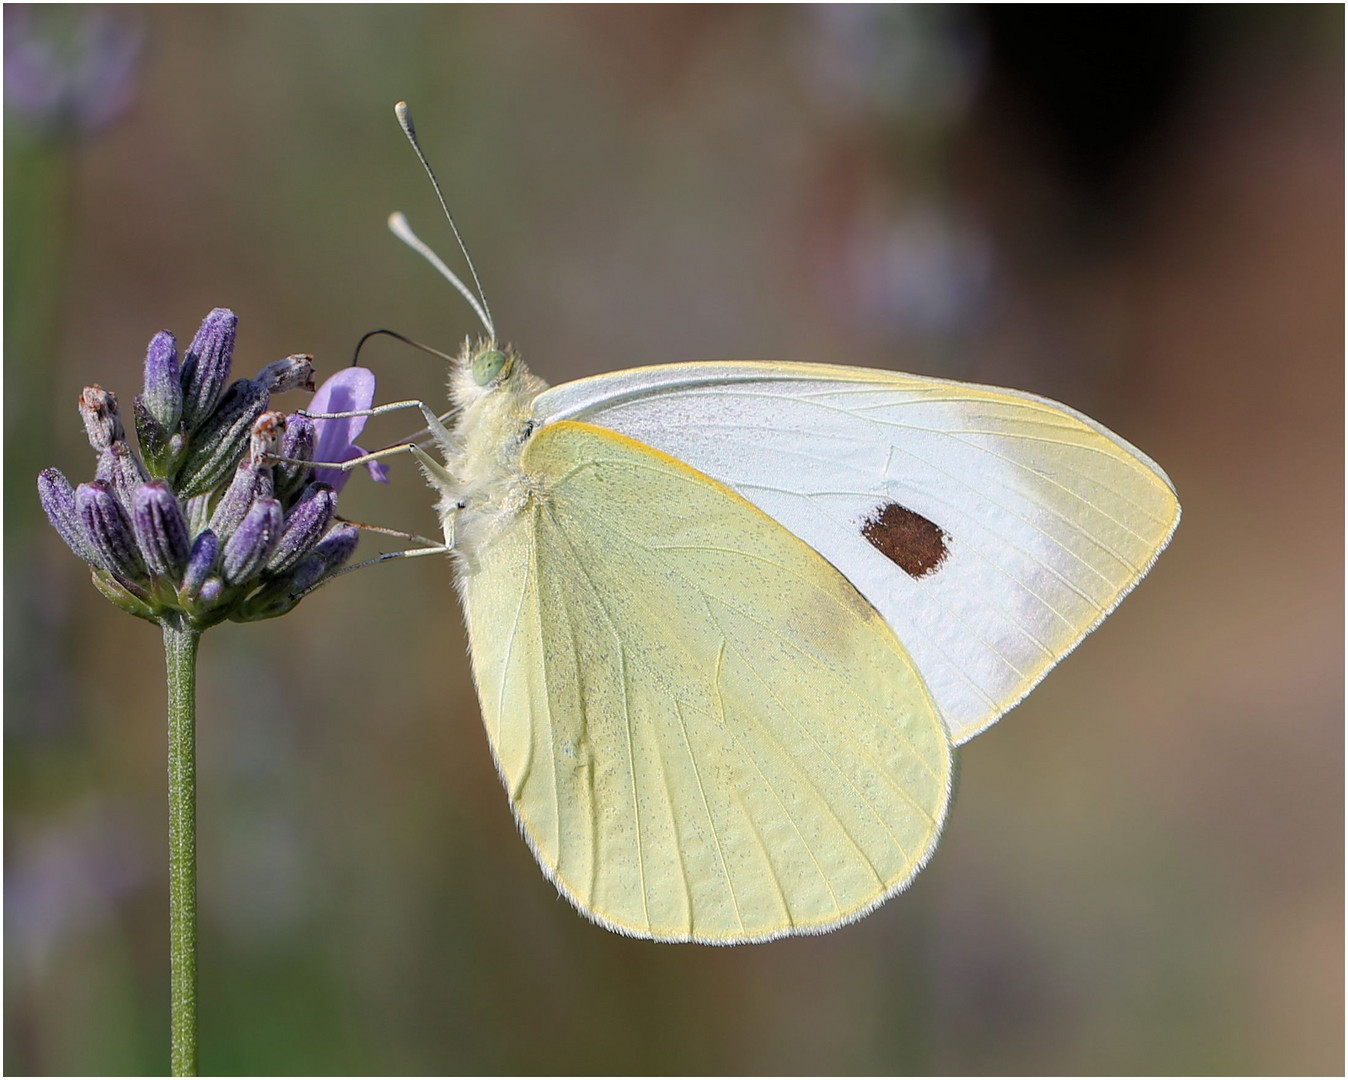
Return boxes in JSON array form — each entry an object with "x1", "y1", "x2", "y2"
[{"x1": 5, "y1": 5, "x2": 1342, "y2": 1074}]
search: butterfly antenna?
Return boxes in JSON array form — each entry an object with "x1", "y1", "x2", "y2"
[
  {"x1": 392, "y1": 101, "x2": 496, "y2": 342},
  {"x1": 350, "y1": 327, "x2": 458, "y2": 367}
]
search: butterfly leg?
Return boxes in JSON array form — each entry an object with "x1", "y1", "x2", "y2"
[
  {"x1": 336, "y1": 518, "x2": 445, "y2": 550},
  {"x1": 271, "y1": 439, "x2": 456, "y2": 490},
  {"x1": 286, "y1": 541, "x2": 451, "y2": 603},
  {"x1": 300, "y1": 397, "x2": 455, "y2": 444}
]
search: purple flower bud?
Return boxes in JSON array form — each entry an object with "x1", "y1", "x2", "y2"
[
  {"x1": 181, "y1": 529, "x2": 219, "y2": 598},
  {"x1": 222, "y1": 498, "x2": 283, "y2": 584},
  {"x1": 131, "y1": 481, "x2": 190, "y2": 579},
  {"x1": 95, "y1": 441, "x2": 148, "y2": 509},
  {"x1": 77, "y1": 480, "x2": 145, "y2": 581},
  {"x1": 79, "y1": 385, "x2": 123, "y2": 451},
  {"x1": 274, "y1": 413, "x2": 316, "y2": 501},
  {"x1": 256, "y1": 354, "x2": 316, "y2": 395},
  {"x1": 142, "y1": 330, "x2": 181, "y2": 429},
  {"x1": 267, "y1": 483, "x2": 337, "y2": 574},
  {"x1": 233, "y1": 553, "x2": 316, "y2": 620},
  {"x1": 175, "y1": 378, "x2": 270, "y2": 498},
  {"x1": 312, "y1": 522, "x2": 359, "y2": 575},
  {"x1": 195, "y1": 576, "x2": 225, "y2": 609},
  {"x1": 38, "y1": 468, "x2": 97, "y2": 564},
  {"x1": 209, "y1": 461, "x2": 274, "y2": 541},
  {"x1": 179, "y1": 308, "x2": 237, "y2": 432},
  {"x1": 286, "y1": 554, "x2": 330, "y2": 595},
  {"x1": 234, "y1": 552, "x2": 326, "y2": 621},
  {"x1": 209, "y1": 412, "x2": 285, "y2": 538}
]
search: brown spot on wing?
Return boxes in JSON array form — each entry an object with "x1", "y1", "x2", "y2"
[{"x1": 861, "y1": 502, "x2": 949, "y2": 578}]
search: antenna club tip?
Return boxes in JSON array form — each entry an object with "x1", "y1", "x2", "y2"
[
  {"x1": 388, "y1": 211, "x2": 407, "y2": 228},
  {"x1": 395, "y1": 100, "x2": 414, "y2": 134}
]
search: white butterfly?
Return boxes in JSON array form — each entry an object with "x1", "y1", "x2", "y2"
[{"x1": 361, "y1": 104, "x2": 1179, "y2": 944}]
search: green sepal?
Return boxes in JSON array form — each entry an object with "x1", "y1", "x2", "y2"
[
  {"x1": 90, "y1": 567, "x2": 161, "y2": 623},
  {"x1": 133, "y1": 395, "x2": 180, "y2": 479}
]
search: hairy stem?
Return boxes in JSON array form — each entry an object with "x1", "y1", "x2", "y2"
[{"x1": 163, "y1": 618, "x2": 200, "y2": 1076}]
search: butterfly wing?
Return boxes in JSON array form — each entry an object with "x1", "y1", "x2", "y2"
[
  {"x1": 533, "y1": 362, "x2": 1181, "y2": 746},
  {"x1": 460, "y1": 420, "x2": 952, "y2": 943}
]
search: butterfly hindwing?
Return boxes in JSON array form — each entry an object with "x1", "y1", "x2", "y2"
[{"x1": 461, "y1": 420, "x2": 952, "y2": 943}]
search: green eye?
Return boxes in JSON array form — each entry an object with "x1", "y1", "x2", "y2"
[{"x1": 472, "y1": 349, "x2": 509, "y2": 386}]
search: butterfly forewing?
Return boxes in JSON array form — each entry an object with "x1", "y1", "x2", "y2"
[
  {"x1": 461, "y1": 421, "x2": 952, "y2": 943},
  {"x1": 533, "y1": 363, "x2": 1181, "y2": 745}
]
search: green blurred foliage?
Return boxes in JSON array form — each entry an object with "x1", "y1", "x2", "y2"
[{"x1": 5, "y1": 6, "x2": 1342, "y2": 1075}]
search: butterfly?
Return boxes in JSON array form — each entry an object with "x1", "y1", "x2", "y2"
[{"x1": 376, "y1": 104, "x2": 1180, "y2": 944}]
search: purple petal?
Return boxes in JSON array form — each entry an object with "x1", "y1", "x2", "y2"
[
  {"x1": 309, "y1": 367, "x2": 377, "y2": 464},
  {"x1": 349, "y1": 445, "x2": 391, "y2": 485},
  {"x1": 312, "y1": 443, "x2": 359, "y2": 493}
]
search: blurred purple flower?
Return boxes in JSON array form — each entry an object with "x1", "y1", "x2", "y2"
[
  {"x1": 796, "y1": 6, "x2": 983, "y2": 128},
  {"x1": 6, "y1": 797, "x2": 149, "y2": 975},
  {"x1": 308, "y1": 367, "x2": 390, "y2": 492},
  {"x1": 4, "y1": 5, "x2": 143, "y2": 137},
  {"x1": 827, "y1": 202, "x2": 994, "y2": 342}
]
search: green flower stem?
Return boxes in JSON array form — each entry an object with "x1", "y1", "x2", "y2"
[{"x1": 163, "y1": 618, "x2": 201, "y2": 1076}]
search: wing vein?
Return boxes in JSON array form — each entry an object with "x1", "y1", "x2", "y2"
[
  {"x1": 672, "y1": 697, "x2": 745, "y2": 936},
  {"x1": 551, "y1": 519, "x2": 652, "y2": 928}
]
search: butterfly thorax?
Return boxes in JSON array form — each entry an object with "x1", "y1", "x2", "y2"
[{"x1": 435, "y1": 340, "x2": 548, "y2": 566}]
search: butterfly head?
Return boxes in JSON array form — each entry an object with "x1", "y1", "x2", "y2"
[
  {"x1": 450, "y1": 337, "x2": 539, "y2": 416},
  {"x1": 471, "y1": 345, "x2": 513, "y2": 386}
]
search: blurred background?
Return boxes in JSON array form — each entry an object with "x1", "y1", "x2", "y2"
[{"x1": 5, "y1": 5, "x2": 1342, "y2": 1074}]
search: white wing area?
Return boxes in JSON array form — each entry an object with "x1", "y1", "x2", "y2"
[{"x1": 533, "y1": 362, "x2": 1181, "y2": 745}]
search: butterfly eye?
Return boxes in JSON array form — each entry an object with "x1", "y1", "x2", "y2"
[{"x1": 471, "y1": 348, "x2": 510, "y2": 386}]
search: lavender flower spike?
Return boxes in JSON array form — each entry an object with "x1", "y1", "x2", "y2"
[
  {"x1": 142, "y1": 330, "x2": 182, "y2": 429},
  {"x1": 77, "y1": 480, "x2": 146, "y2": 582},
  {"x1": 132, "y1": 480, "x2": 190, "y2": 580},
  {"x1": 179, "y1": 307, "x2": 237, "y2": 433},
  {"x1": 38, "y1": 468, "x2": 98, "y2": 564},
  {"x1": 221, "y1": 498, "x2": 283, "y2": 585},
  {"x1": 308, "y1": 367, "x2": 391, "y2": 492},
  {"x1": 40, "y1": 307, "x2": 378, "y2": 627}
]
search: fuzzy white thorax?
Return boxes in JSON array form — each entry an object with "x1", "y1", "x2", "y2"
[{"x1": 430, "y1": 339, "x2": 549, "y2": 568}]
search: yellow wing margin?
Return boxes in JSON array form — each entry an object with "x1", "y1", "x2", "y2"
[{"x1": 461, "y1": 421, "x2": 953, "y2": 943}]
